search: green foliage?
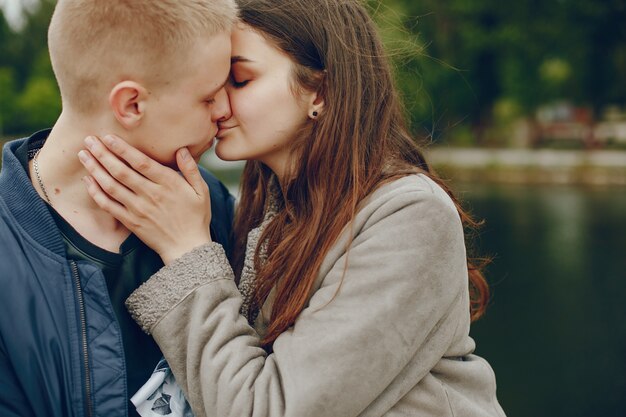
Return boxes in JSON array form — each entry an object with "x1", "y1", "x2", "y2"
[
  {"x1": 16, "y1": 76, "x2": 61, "y2": 129},
  {"x1": 0, "y1": 68, "x2": 17, "y2": 134},
  {"x1": 446, "y1": 124, "x2": 476, "y2": 147},
  {"x1": 0, "y1": 0, "x2": 625, "y2": 145},
  {"x1": 368, "y1": 0, "x2": 626, "y2": 142},
  {"x1": 1, "y1": 0, "x2": 59, "y2": 137}
]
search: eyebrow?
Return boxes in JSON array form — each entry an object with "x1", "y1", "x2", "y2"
[{"x1": 231, "y1": 56, "x2": 255, "y2": 64}]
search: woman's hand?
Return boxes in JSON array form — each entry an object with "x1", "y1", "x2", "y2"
[{"x1": 78, "y1": 134, "x2": 213, "y2": 264}]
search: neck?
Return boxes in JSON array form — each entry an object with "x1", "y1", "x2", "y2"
[
  {"x1": 31, "y1": 110, "x2": 132, "y2": 252},
  {"x1": 263, "y1": 153, "x2": 293, "y2": 188}
]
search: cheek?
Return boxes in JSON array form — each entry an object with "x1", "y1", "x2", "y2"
[
  {"x1": 229, "y1": 89, "x2": 262, "y2": 128},
  {"x1": 232, "y1": 82, "x2": 306, "y2": 137},
  {"x1": 140, "y1": 115, "x2": 203, "y2": 164}
]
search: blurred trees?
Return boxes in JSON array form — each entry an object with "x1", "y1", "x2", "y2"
[
  {"x1": 368, "y1": 0, "x2": 626, "y2": 143},
  {"x1": 0, "y1": 0, "x2": 57, "y2": 137},
  {"x1": 0, "y1": 0, "x2": 625, "y2": 143}
]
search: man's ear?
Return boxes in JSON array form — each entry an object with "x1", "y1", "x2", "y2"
[{"x1": 109, "y1": 81, "x2": 149, "y2": 129}]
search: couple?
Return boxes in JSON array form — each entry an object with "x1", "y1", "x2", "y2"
[{"x1": 0, "y1": 0, "x2": 507, "y2": 416}]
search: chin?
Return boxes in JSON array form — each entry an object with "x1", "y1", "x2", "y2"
[
  {"x1": 145, "y1": 152, "x2": 177, "y2": 169},
  {"x1": 155, "y1": 151, "x2": 181, "y2": 169},
  {"x1": 215, "y1": 140, "x2": 244, "y2": 162}
]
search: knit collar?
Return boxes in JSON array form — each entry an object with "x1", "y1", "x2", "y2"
[
  {"x1": 237, "y1": 174, "x2": 282, "y2": 328},
  {"x1": 264, "y1": 174, "x2": 282, "y2": 219}
]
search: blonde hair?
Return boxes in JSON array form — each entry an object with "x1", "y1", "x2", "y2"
[{"x1": 48, "y1": 0, "x2": 237, "y2": 113}]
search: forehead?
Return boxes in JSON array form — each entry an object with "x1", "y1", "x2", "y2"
[
  {"x1": 180, "y1": 32, "x2": 232, "y2": 90},
  {"x1": 230, "y1": 24, "x2": 283, "y2": 62}
]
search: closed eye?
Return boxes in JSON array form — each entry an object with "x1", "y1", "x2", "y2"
[
  {"x1": 230, "y1": 76, "x2": 250, "y2": 89},
  {"x1": 233, "y1": 80, "x2": 249, "y2": 88}
]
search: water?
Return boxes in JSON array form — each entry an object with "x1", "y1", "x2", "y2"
[{"x1": 462, "y1": 183, "x2": 626, "y2": 417}]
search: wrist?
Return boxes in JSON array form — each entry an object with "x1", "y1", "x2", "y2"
[{"x1": 160, "y1": 236, "x2": 213, "y2": 265}]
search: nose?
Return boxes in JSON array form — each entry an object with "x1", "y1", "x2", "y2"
[{"x1": 212, "y1": 87, "x2": 232, "y2": 122}]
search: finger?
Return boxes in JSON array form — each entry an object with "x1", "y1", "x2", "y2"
[
  {"x1": 83, "y1": 136, "x2": 152, "y2": 193},
  {"x1": 176, "y1": 148, "x2": 209, "y2": 196},
  {"x1": 78, "y1": 149, "x2": 138, "y2": 208},
  {"x1": 82, "y1": 175, "x2": 135, "y2": 228},
  {"x1": 100, "y1": 134, "x2": 176, "y2": 184}
]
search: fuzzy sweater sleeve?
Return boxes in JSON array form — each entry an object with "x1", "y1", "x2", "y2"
[{"x1": 126, "y1": 178, "x2": 470, "y2": 417}]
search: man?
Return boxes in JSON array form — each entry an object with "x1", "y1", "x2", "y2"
[{"x1": 0, "y1": 0, "x2": 237, "y2": 415}]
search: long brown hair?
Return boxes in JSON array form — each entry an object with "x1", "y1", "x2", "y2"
[{"x1": 233, "y1": 0, "x2": 489, "y2": 347}]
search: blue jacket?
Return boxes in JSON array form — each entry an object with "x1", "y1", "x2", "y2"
[{"x1": 0, "y1": 136, "x2": 234, "y2": 417}]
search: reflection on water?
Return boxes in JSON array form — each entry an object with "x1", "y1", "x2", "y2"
[{"x1": 461, "y1": 183, "x2": 626, "y2": 417}]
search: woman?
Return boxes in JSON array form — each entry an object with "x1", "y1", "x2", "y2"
[{"x1": 79, "y1": 0, "x2": 506, "y2": 416}]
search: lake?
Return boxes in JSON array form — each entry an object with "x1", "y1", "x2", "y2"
[{"x1": 462, "y1": 182, "x2": 626, "y2": 417}]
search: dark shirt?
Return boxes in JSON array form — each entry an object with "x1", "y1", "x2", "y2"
[{"x1": 17, "y1": 136, "x2": 162, "y2": 417}]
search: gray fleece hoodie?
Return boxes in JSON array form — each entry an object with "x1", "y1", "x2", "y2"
[{"x1": 126, "y1": 174, "x2": 507, "y2": 417}]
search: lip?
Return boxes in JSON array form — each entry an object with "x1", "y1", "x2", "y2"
[{"x1": 217, "y1": 125, "x2": 237, "y2": 138}]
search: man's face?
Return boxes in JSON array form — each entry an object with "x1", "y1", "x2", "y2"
[{"x1": 136, "y1": 31, "x2": 232, "y2": 167}]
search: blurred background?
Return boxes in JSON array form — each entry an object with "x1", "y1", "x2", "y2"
[{"x1": 1, "y1": 0, "x2": 625, "y2": 415}]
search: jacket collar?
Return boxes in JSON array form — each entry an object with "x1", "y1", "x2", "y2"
[{"x1": 0, "y1": 130, "x2": 67, "y2": 256}]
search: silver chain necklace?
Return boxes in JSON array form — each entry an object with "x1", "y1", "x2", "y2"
[{"x1": 32, "y1": 149, "x2": 53, "y2": 205}]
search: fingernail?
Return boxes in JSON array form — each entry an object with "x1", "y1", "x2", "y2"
[
  {"x1": 180, "y1": 148, "x2": 190, "y2": 160},
  {"x1": 78, "y1": 150, "x2": 90, "y2": 163},
  {"x1": 84, "y1": 136, "x2": 95, "y2": 149}
]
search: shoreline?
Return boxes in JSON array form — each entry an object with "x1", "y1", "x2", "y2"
[
  {"x1": 425, "y1": 148, "x2": 626, "y2": 187},
  {"x1": 3, "y1": 137, "x2": 624, "y2": 187},
  {"x1": 201, "y1": 147, "x2": 626, "y2": 188}
]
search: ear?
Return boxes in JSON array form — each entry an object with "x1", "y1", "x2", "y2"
[
  {"x1": 306, "y1": 89, "x2": 325, "y2": 120},
  {"x1": 109, "y1": 81, "x2": 149, "y2": 129}
]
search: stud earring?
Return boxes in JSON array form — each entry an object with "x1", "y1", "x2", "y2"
[{"x1": 312, "y1": 111, "x2": 318, "y2": 118}]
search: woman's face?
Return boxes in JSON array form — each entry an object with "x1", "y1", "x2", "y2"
[{"x1": 215, "y1": 24, "x2": 314, "y2": 178}]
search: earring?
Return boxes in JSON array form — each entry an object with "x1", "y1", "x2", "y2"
[{"x1": 312, "y1": 111, "x2": 318, "y2": 118}]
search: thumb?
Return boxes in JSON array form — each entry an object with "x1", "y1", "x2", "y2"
[{"x1": 176, "y1": 148, "x2": 208, "y2": 196}]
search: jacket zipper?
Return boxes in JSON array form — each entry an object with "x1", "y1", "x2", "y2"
[{"x1": 70, "y1": 261, "x2": 94, "y2": 417}]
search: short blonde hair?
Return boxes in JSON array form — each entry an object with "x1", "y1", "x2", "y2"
[{"x1": 48, "y1": 0, "x2": 237, "y2": 113}]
